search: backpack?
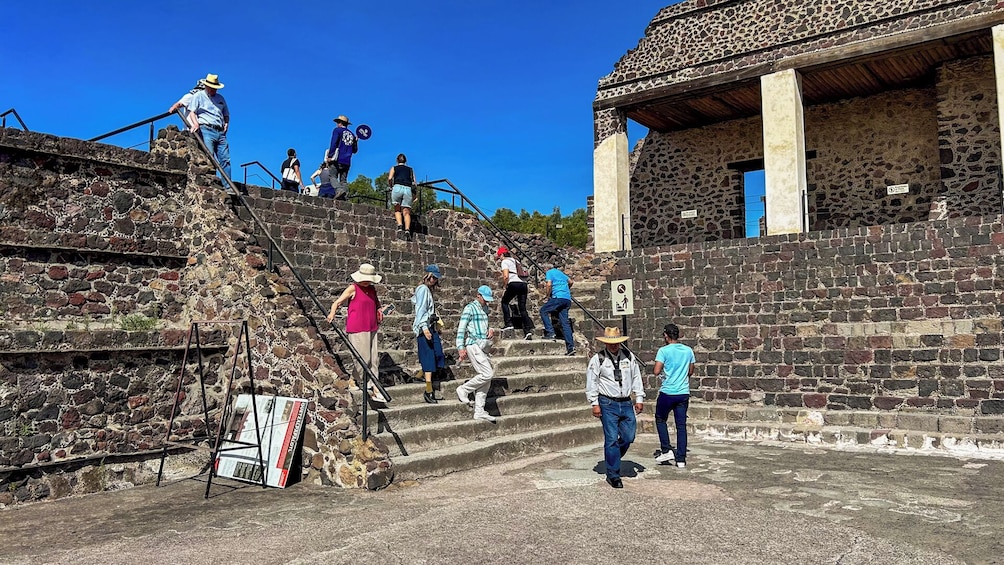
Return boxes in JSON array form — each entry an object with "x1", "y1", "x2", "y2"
[
  {"x1": 515, "y1": 259, "x2": 529, "y2": 278},
  {"x1": 281, "y1": 157, "x2": 299, "y2": 182}
]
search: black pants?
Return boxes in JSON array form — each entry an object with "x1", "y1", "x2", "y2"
[
  {"x1": 501, "y1": 281, "x2": 532, "y2": 331},
  {"x1": 281, "y1": 179, "x2": 299, "y2": 192}
]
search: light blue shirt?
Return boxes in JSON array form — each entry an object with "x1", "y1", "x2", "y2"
[
  {"x1": 411, "y1": 284, "x2": 436, "y2": 336},
  {"x1": 545, "y1": 268, "x2": 571, "y2": 300},
  {"x1": 655, "y1": 343, "x2": 695, "y2": 396},
  {"x1": 188, "y1": 90, "x2": 229, "y2": 128}
]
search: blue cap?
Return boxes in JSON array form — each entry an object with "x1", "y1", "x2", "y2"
[
  {"x1": 425, "y1": 264, "x2": 442, "y2": 279},
  {"x1": 477, "y1": 285, "x2": 494, "y2": 301}
]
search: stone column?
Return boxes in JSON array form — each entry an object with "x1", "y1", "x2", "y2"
[
  {"x1": 593, "y1": 108, "x2": 631, "y2": 252},
  {"x1": 760, "y1": 69, "x2": 807, "y2": 235},
  {"x1": 993, "y1": 24, "x2": 1004, "y2": 192}
]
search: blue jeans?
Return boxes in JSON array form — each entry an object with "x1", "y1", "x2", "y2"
[
  {"x1": 199, "y1": 127, "x2": 231, "y2": 179},
  {"x1": 598, "y1": 396, "x2": 636, "y2": 480},
  {"x1": 539, "y1": 297, "x2": 572, "y2": 351},
  {"x1": 655, "y1": 393, "x2": 689, "y2": 462}
]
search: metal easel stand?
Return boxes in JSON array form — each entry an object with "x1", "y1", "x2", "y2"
[{"x1": 156, "y1": 320, "x2": 268, "y2": 499}]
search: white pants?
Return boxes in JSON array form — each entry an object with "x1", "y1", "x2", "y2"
[
  {"x1": 457, "y1": 342, "x2": 494, "y2": 413},
  {"x1": 347, "y1": 331, "x2": 379, "y2": 385}
]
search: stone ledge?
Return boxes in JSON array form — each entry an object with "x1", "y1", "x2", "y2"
[
  {"x1": 638, "y1": 416, "x2": 1004, "y2": 458},
  {"x1": 0, "y1": 128, "x2": 188, "y2": 175},
  {"x1": 0, "y1": 329, "x2": 229, "y2": 353},
  {"x1": 0, "y1": 240, "x2": 188, "y2": 262}
]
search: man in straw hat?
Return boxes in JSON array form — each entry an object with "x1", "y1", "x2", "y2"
[
  {"x1": 326, "y1": 115, "x2": 358, "y2": 200},
  {"x1": 327, "y1": 263, "x2": 387, "y2": 403},
  {"x1": 585, "y1": 326, "x2": 644, "y2": 489},
  {"x1": 168, "y1": 77, "x2": 204, "y2": 129},
  {"x1": 455, "y1": 285, "x2": 499, "y2": 423},
  {"x1": 186, "y1": 73, "x2": 231, "y2": 180}
]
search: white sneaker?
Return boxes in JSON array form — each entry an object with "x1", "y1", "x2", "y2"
[
  {"x1": 456, "y1": 388, "x2": 472, "y2": 406},
  {"x1": 654, "y1": 450, "x2": 675, "y2": 464},
  {"x1": 474, "y1": 412, "x2": 497, "y2": 423},
  {"x1": 676, "y1": 461, "x2": 686, "y2": 469},
  {"x1": 501, "y1": 326, "x2": 514, "y2": 332}
]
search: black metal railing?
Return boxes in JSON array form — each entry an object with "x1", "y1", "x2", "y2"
[
  {"x1": 88, "y1": 111, "x2": 176, "y2": 150},
  {"x1": 89, "y1": 110, "x2": 391, "y2": 440},
  {"x1": 240, "y1": 161, "x2": 281, "y2": 190},
  {"x1": 174, "y1": 110, "x2": 392, "y2": 438},
  {"x1": 416, "y1": 179, "x2": 645, "y2": 366},
  {"x1": 1, "y1": 108, "x2": 28, "y2": 131}
]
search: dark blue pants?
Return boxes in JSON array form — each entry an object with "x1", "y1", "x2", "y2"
[
  {"x1": 655, "y1": 393, "x2": 689, "y2": 462},
  {"x1": 598, "y1": 396, "x2": 636, "y2": 480}
]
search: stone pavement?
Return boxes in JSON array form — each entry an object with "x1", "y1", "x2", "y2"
[{"x1": 2, "y1": 434, "x2": 1002, "y2": 564}]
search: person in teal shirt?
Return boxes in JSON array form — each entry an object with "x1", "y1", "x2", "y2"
[
  {"x1": 539, "y1": 267, "x2": 575, "y2": 355},
  {"x1": 652, "y1": 323, "x2": 696, "y2": 468}
]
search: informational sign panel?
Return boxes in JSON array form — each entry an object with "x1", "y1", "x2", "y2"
[
  {"x1": 216, "y1": 395, "x2": 308, "y2": 488},
  {"x1": 886, "y1": 183, "x2": 909, "y2": 195},
  {"x1": 611, "y1": 279, "x2": 635, "y2": 316}
]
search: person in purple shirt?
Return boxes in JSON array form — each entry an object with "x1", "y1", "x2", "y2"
[{"x1": 326, "y1": 115, "x2": 357, "y2": 200}]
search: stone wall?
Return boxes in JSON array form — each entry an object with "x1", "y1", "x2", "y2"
[
  {"x1": 0, "y1": 128, "x2": 393, "y2": 502},
  {"x1": 805, "y1": 88, "x2": 942, "y2": 229},
  {"x1": 936, "y1": 55, "x2": 1003, "y2": 218},
  {"x1": 596, "y1": 0, "x2": 1002, "y2": 103},
  {"x1": 630, "y1": 116, "x2": 763, "y2": 244},
  {"x1": 599, "y1": 216, "x2": 1004, "y2": 430}
]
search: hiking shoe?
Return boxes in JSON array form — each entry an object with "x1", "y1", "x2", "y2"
[
  {"x1": 474, "y1": 412, "x2": 497, "y2": 423},
  {"x1": 654, "y1": 450, "x2": 675, "y2": 464},
  {"x1": 524, "y1": 332, "x2": 533, "y2": 340},
  {"x1": 676, "y1": 461, "x2": 687, "y2": 469},
  {"x1": 543, "y1": 333, "x2": 556, "y2": 340},
  {"x1": 501, "y1": 326, "x2": 514, "y2": 332}
]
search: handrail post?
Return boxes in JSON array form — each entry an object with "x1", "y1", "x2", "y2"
[{"x1": 149, "y1": 122, "x2": 155, "y2": 150}]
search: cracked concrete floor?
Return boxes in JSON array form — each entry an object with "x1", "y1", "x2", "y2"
[{"x1": 1, "y1": 434, "x2": 1002, "y2": 564}]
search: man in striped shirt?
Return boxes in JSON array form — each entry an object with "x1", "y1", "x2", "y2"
[{"x1": 455, "y1": 285, "x2": 498, "y2": 423}]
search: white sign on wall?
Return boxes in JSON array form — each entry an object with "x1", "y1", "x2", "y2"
[
  {"x1": 611, "y1": 279, "x2": 635, "y2": 316},
  {"x1": 681, "y1": 209, "x2": 698, "y2": 219},
  {"x1": 886, "y1": 184, "x2": 910, "y2": 195}
]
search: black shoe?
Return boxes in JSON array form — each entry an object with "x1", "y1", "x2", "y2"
[
  {"x1": 543, "y1": 333, "x2": 556, "y2": 340},
  {"x1": 423, "y1": 391, "x2": 438, "y2": 404},
  {"x1": 605, "y1": 477, "x2": 623, "y2": 489},
  {"x1": 406, "y1": 232, "x2": 413, "y2": 242},
  {"x1": 565, "y1": 349, "x2": 576, "y2": 356}
]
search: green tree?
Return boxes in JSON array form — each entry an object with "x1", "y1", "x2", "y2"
[
  {"x1": 347, "y1": 174, "x2": 386, "y2": 206},
  {"x1": 491, "y1": 208, "x2": 521, "y2": 231}
]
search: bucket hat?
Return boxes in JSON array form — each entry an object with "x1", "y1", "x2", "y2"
[{"x1": 350, "y1": 263, "x2": 382, "y2": 283}]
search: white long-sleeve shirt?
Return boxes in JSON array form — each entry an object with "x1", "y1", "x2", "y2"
[{"x1": 585, "y1": 348, "x2": 644, "y2": 406}]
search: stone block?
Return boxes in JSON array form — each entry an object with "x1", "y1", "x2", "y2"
[
  {"x1": 895, "y1": 413, "x2": 939, "y2": 432},
  {"x1": 974, "y1": 417, "x2": 1004, "y2": 435},
  {"x1": 938, "y1": 416, "x2": 973, "y2": 434},
  {"x1": 850, "y1": 412, "x2": 879, "y2": 427}
]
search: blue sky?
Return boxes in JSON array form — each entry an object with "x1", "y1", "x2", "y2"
[{"x1": 3, "y1": 0, "x2": 679, "y2": 217}]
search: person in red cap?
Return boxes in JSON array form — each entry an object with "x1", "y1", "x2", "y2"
[{"x1": 496, "y1": 246, "x2": 532, "y2": 339}]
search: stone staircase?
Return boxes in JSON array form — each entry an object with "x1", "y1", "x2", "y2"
[{"x1": 365, "y1": 338, "x2": 601, "y2": 481}]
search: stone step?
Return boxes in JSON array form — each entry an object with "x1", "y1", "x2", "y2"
[
  {"x1": 367, "y1": 389, "x2": 585, "y2": 429},
  {"x1": 390, "y1": 422, "x2": 602, "y2": 481},
  {"x1": 376, "y1": 370, "x2": 586, "y2": 408},
  {"x1": 374, "y1": 405, "x2": 595, "y2": 457},
  {"x1": 634, "y1": 416, "x2": 1004, "y2": 453}
]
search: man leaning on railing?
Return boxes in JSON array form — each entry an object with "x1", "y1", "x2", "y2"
[{"x1": 186, "y1": 73, "x2": 231, "y2": 179}]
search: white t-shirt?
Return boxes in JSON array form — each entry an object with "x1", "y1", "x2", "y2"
[{"x1": 501, "y1": 257, "x2": 523, "y2": 284}]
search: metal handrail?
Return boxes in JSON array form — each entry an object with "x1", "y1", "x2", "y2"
[
  {"x1": 89, "y1": 111, "x2": 173, "y2": 149},
  {"x1": 176, "y1": 110, "x2": 392, "y2": 440},
  {"x1": 416, "y1": 179, "x2": 646, "y2": 367},
  {"x1": 1, "y1": 108, "x2": 28, "y2": 131},
  {"x1": 240, "y1": 160, "x2": 280, "y2": 190}
]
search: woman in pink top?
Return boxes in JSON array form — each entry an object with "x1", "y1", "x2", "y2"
[{"x1": 327, "y1": 263, "x2": 387, "y2": 403}]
